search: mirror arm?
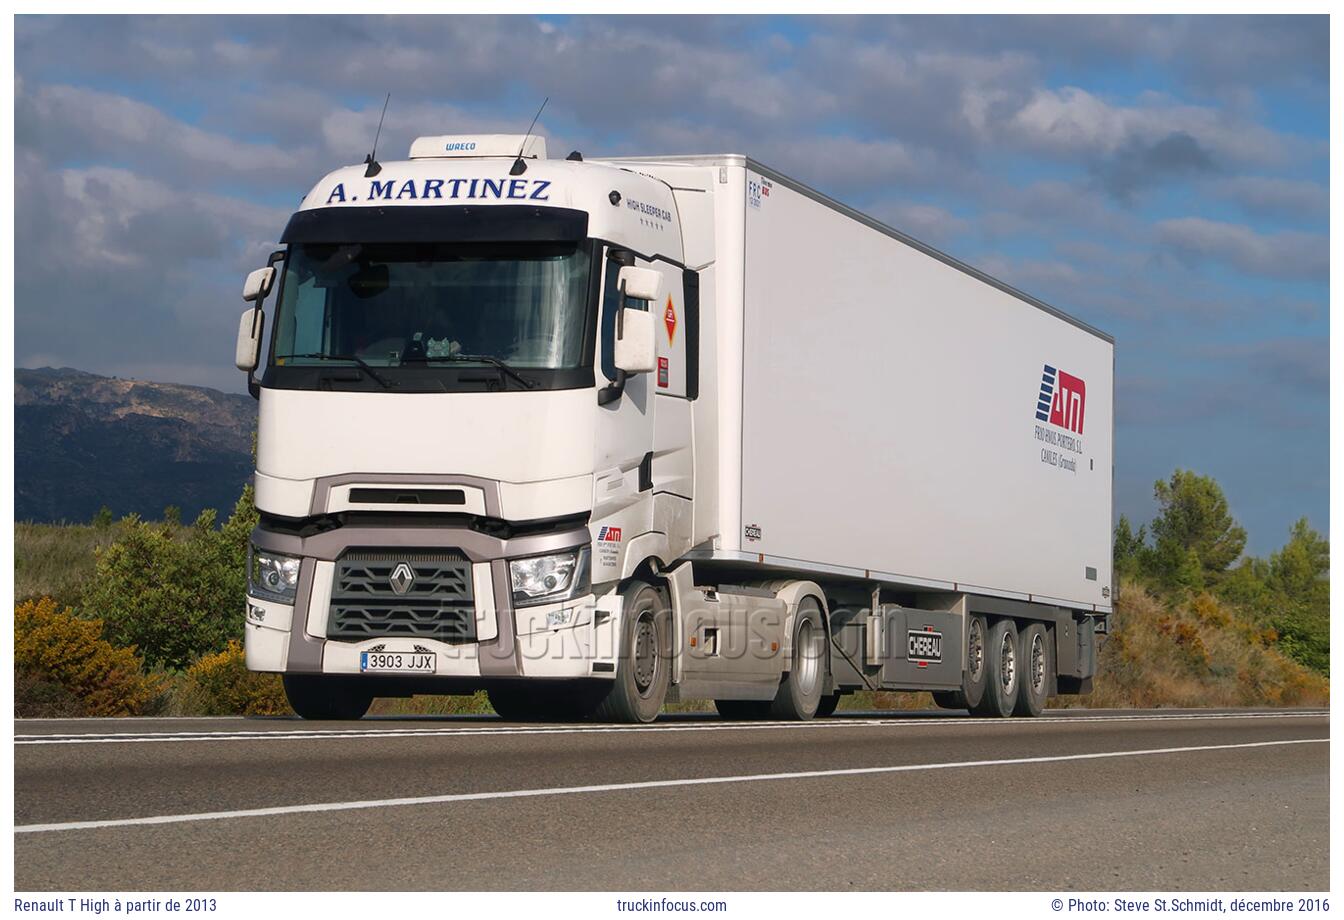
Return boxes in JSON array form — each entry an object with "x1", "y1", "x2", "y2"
[
  {"x1": 245, "y1": 306, "x2": 264, "y2": 400},
  {"x1": 245, "y1": 251, "x2": 285, "y2": 400},
  {"x1": 598, "y1": 277, "x2": 630, "y2": 406},
  {"x1": 597, "y1": 369, "x2": 627, "y2": 407}
]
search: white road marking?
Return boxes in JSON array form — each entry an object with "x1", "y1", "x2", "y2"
[
  {"x1": 15, "y1": 738, "x2": 1325, "y2": 835},
  {"x1": 12, "y1": 710, "x2": 1328, "y2": 746}
]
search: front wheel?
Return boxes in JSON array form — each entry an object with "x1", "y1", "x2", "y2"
[
  {"x1": 591, "y1": 582, "x2": 671, "y2": 723},
  {"x1": 282, "y1": 674, "x2": 373, "y2": 721},
  {"x1": 768, "y1": 597, "x2": 827, "y2": 720}
]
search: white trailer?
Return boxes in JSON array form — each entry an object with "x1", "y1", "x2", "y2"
[{"x1": 236, "y1": 134, "x2": 1112, "y2": 722}]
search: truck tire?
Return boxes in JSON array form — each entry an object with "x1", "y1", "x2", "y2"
[
  {"x1": 935, "y1": 615, "x2": 989, "y2": 712},
  {"x1": 591, "y1": 581, "x2": 671, "y2": 723},
  {"x1": 976, "y1": 618, "x2": 1019, "y2": 718},
  {"x1": 715, "y1": 699, "x2": 772, "y2": 720},
  {"x1": 1014, "y1": 622, "x2": 1051, "y2": 717},
  {"x1": 282, "y1": 674, "x2": 373, "y2": 721},
  {"x1": 961, "y1": 614, "x2": 990, "y2": 711},
  {"x1": 768, "y1": 597, "x2": 826, "y2": 720},
  {"x1": 815, "y1": 692, "x2": 842, "y2": 718}
]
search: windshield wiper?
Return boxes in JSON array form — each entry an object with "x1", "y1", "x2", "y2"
[
  {"x1": 413, "y1": 353, "x2": 540, "y2": 390},
  {"x1": 276, "y1": 353, "x2": 396, "y2": 390}
]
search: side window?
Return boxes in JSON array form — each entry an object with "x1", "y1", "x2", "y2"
[
  {"x1": 275, "y1": 274, "x2": 329, "y2": 359},
  {"x1": 599, "y1": 250, "x2": 647, "y2": 382}
]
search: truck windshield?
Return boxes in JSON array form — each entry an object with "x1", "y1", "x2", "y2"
[{"x1": 270, "y1": 241, "x2": 593, "y2": 385}]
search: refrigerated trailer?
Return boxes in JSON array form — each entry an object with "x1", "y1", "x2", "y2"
[{"x1": 236, "y1": 133, "x2": 1112, "y2": 722}]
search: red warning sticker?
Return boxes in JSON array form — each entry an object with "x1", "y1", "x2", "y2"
[
  {"x1": 657, "y1": 356, "x2": 669, "y2": 388},
  {"x1": 664, "y1": 296, "x2": 677, "y2": 345}
]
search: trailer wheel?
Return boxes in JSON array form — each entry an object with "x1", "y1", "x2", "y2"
[
  {"x1": 1013, "y1": 623, "x2": 1051, "y2": 717},
  {"x1": 961, "y1": 614, "x2": 990, "y2": 711},
  {"x1": 976, "y1": 618, "x2": 1019, "y2": 718},
  {"x1": 768, "y1": 597, "x2": 826, "y2": 720},
  {"x1": 282, "y1": 674, "x2": 373, "y2": 721},
  {"x1": 815, "y1": 692, "x2": 842, "y2": 718},
  {"x1": 591, "y1": 581, "x2": 671, "y2": 723},
  {"x1": 714, "y1": 699, "x2": 772, "y2": 720}
]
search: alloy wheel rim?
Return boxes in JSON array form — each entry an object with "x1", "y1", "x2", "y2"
[
  {"x1": 1030, "y1": 633, "x2": 1046, "y2": 693},
  {"x1": 633, "y1": 610, "x2": 659, "y2": 694},
  {"x1": 794, "y1": 618, "x2": 822, "y2": 696},
  {"x1": 1000, "y1": 630, "x2": 1016, "y2": 694},
  {"x1": 967, "y1": 619, "x2": 985, "y2": 683}
]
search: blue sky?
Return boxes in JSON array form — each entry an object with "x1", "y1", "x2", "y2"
[{"x1": 13, "y1": 15, "x2": 1329, "y2": 555}]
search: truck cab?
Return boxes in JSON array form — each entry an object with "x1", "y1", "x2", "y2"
[{"x1": 238, "y1": 135, "x2": 708, "y2": 721}]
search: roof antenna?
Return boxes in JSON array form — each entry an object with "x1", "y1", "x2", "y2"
[
  {"x1": 510, "y1": 96, "x2": 548, "y2": 176},
  {"x1": 364, "y1": 93, "x2": 390, "y2": 178}
]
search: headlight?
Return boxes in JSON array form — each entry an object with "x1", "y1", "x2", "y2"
[
  {"x1": 509, "y1": 547, "x2": 590, "y2": 606},
  {"x1": 248, "y1": 545, "x2": 301, "y2": 601}
]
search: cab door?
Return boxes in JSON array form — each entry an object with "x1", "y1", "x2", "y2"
[{"x1": 591, "y1": 248, "x2": 694, "y2": 581}]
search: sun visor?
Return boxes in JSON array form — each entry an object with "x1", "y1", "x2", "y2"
[{"x1": 280, "y1": 205, "x2": 588, "y2": 244}]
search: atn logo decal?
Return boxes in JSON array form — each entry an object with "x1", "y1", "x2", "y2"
[
  {"x1": 1035, "y1": 364, "x2": 1086, "y2": 434},
  {"x1": 598, "y1": 526, "x2": 622, "y2": 543},
  {"x1": 1033, "y1": 363, "x2": 1087, "y2": 475}
]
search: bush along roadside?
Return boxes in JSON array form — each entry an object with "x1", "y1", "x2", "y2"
[
  {"x1": 80, "y1": 486, "x2": 257, "y2": 672},
  {"x1": 15, "y1": 597, "x2": 164, "y2": 717},
  {"x1": 178, "y1": 641, "x2": 290, "y2": 716}
]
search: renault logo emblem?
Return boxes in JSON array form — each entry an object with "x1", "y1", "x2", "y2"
[{"x1": 388, "y1": 562, "x2": 416, "y2": 595}]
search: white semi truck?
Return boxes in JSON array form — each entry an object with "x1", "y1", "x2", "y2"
[{"x1": 236, "y1": 133, "x2": 1113, "y2": 723}]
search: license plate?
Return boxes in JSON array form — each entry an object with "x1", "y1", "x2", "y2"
[{"x1": 360, "y1": 651, "x2": 436, "y2": 673}]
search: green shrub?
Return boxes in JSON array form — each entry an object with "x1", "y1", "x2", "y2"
[
  {"x1": 179, "y1": 641, "x2": 290, "y2": 716},
  {"x1": 15, "y1": 597, "x2": 163, "y2": 716},
  {"x1": 81, "y1": 487, "x2": 257, "y2": 671}
]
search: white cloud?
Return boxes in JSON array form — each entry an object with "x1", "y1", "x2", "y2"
[
  {"x1": 1008, "y1": 86, "x2": 1289, "y2": 166},
  {"x1": 1212, "y1": 176, "x2": 1328, "y2": 220},
  {"x1": 17, "y1": 82, "x2": 303, "y2": 185},
  {"x1": 1156, "y1": 216, "x2": 1327, "y2": 281}
]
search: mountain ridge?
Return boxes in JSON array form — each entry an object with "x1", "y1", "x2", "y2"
[{"x1": 15, "y1": 367, "x2": 256, "y2": 524}]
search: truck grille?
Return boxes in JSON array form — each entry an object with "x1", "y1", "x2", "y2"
[{"x1": 327, "y1": 550, "x2": 476, "y2": 643}]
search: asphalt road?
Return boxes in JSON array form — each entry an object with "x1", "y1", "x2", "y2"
[{"x1": 13, "y1": 708, "x2": 1329, "y2": 891}]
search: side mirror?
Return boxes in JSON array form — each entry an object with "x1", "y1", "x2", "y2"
[
  {"x1": 613, "y1": 307, "x2": 655, "y2": 375},
  {"x1": 243, "y1": 267, "x2": 275, "y2": 303},
  {"x1": 616, "y1": 266, "x2": 661, "y2": 303},
  {"x1": 235, "y1": 309, "x2": 264, "y2": 372}
]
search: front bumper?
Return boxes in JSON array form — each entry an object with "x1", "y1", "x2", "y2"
[{"x1": 245, "y1": 521, "x2": 621, "y2": 682}]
